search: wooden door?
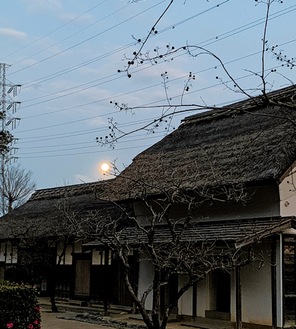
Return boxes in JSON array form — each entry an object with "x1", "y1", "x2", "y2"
[{"x1": 75, "y1": 259, "x2": 91, "y2": 296}]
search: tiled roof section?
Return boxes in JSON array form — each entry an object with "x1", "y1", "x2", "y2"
[
  {"x1": 102, "y1": 85, "x2": 296, "y2": 201},
  {"x1": 85, "y1": 217, "x2": 296, "y2": 247},
  {"x1": 121, "y1": 217, "x2": 296, "y2": 244}
]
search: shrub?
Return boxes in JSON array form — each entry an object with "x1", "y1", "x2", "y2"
[{"x1": 0, "y1": 281, "x2": 41, "y2": 329}]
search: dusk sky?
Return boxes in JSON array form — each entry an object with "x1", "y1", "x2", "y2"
[{"x1": 0, "y1": 0, "x2": 295, "y2": 190}]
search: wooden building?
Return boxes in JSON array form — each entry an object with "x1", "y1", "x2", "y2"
[
  {"x1": 0, "y1": 180, "x2": 136, "y2": 307},
  {"x1": 98, "y1": 84, "x2": 296, "y2": 328},
  {"x1": 2, "y1": 85, "x2": 296, "y2": 328}
]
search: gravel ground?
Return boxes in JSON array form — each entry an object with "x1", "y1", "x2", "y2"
[
  {"x1": 39, "y1": 299, "x2": 186, "y2": 329},
  {"x1": 41, "y1": 310, "x2": 107, "y2": 329},
  {"x1": 40, "y1": 302, "x2": 147, "y2": 329}
]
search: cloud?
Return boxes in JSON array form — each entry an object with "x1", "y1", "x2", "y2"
[
  {"x1": 21, "y1": 0, "x2": 93, "y2": 25},
  {"x1": 0, "y1": 28, "x2": 27, "y2": 39},
  {"x1": 86, "y1": 117, "x2": 106, "y2": 127},
  {"x1": 21, "y1": 0, "x2": 62, "y2": 13}
]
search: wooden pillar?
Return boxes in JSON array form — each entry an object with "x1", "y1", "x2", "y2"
[
  {"x1": 192, "y1": 281, "x2": 197, "y2": 320},
  {"x1": 271, "y1": 236, "x2": 277, "y2": 329},
  {"x1": 236, "y1": 266, "x2": 242, "y2": 329}
]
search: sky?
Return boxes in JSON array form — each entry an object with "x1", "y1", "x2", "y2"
[{"x1": 0, "y1": 0, "x2": 296, "y2": 190}]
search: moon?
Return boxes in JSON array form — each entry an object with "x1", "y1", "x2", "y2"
[{"x1": 100, "y1": 162, "x2": 110, "y2": 172}]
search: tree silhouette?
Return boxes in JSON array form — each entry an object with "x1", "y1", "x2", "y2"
[
  {"x1": 97, "y1": 0, "x2": 295, "y2": 147},
  {"x1": 1, "y1": 164, "x2": 36, "y2": 215}
]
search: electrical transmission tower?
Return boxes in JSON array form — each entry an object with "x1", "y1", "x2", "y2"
[{"x1": 0, "y1": 63, "x2": 21, "y2": 215}]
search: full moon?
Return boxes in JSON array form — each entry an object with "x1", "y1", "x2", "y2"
[{"x1": 100, "y1": 162, "x2": 110, "y2": 172}]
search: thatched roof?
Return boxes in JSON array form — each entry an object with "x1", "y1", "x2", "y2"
[
  {"x1": 104, "y1": 85, "x2": 296, "y2": 201},
  {"x1": 2, "y1": 86, "x2": 296, "y2": 243},
  {"x1": 0, "y1": 179, "x2": 126, "y2": 240}
]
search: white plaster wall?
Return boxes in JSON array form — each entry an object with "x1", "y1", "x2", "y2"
[
  {"x1": 133, "y1": 183, "x2": 281, "y2": 325},
  {"x1": 230, "y1": 270, "x2": 237, "y2": 322},
  {"x1": 178, "y1": 275, "x2": 209, "y2": 317},
  {"x1": 133, "y1": 185, "x2": 280, "y2": 225},
  {"x1": 137, "y1": 256, "x2": 154, "y2": 310},
  {"x1": 191, "y1": 185, "x2": 280, "y2": 222},
  {"x1": 196, "y1": 279, "x2": 208, "y2": 317},
  {"x1": 178, "y1": 274, "x2": 193, "y2": 316},
  {"x1": 56, "y1": 242, "x2": 73, "y2": 265},
  {"x1": 280, "y1": 163, "x2": 296, "y2": 217},
  {"x1": 176, "y1": 240, "x2": 284, "y2": 326},
  {"x1": 178, "y1": 252, "x2": 273, "y2": 326},
  {"x1": 138, "y1": 261, "x2": 208, "y2": 317},
  {"x1": 240, "y1": 243, "x2": 272, "y2": 326}
]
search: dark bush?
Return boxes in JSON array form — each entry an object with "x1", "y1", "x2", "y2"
[{"x1": 0, "y1": 281, "x2": 41, "y2": 329}]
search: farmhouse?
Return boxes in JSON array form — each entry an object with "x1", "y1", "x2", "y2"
[
  {"x1": 2, "y1": 85, "x2": 296, "y2": 328},
  {"x1": 0, "y1": 180, "x2": 136, "y2": 308},
  {"x1": 98, "y1": 84, "x2": 296, "y2": 328}
]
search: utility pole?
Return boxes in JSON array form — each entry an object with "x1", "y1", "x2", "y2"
[{"x1": 0, "y1": 63, "x2": 21, "y2": 215}]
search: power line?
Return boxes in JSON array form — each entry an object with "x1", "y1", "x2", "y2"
[
  {"x1": 20, "y1": 0, "x2": 233, "y2": 92},
  {"x1": 19, "y1": 4, "x2": 296, "y2": 114},
  {"x1": 10, "y1": 1, "x2": 167, "y2": 76},
  {"x1": 17, "y1": 0, "x2": 230, "y2": 90},
  {"x1": 18, "y1": 56, "x2": 293, "y2": 145},
  {"x1": 18, "y1": 132, "x2": 163, "y2": 151},
  {"x1": 18, "y1": 35, "x2": 296, "y2": 124},
  {"x1": 17, "y1": 143, "x2": 151, "y2": 159},
  {"x1": 0, "y1": 1, "x2": 109, "y2": 62},
  {"x1": 5, "y1": 1, "x2": 296, "y2": 159}
]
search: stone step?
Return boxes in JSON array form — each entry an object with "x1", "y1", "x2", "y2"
[{"x1": 52, "y1": 298, "x2": 133, "y2": 314}]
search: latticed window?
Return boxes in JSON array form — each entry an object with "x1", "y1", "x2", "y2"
[{"x1": 283, "y1": 235, "x2": 296, "y2": 325}]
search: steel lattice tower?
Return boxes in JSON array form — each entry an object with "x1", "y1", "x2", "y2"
[{"x1": 0, "y1": 63, "x2": 21, "y2": 214}]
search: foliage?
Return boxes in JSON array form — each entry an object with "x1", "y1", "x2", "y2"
[
  {"x1": 0, "y1": 131, "x2": 14, "y2": 156},
  {"x1": 0, "y1": 281, "x2": 41, "y2": 329}
]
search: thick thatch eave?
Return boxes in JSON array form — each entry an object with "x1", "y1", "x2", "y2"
[
  {"x1": 103, "y1": 85, "x2": 296, "y2": 201},
  {"x1": 0, "y1": 179, "x2": 127, "y2": 240}
]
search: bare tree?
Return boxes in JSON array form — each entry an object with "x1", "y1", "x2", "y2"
[
  {"x1": 1, "y1": 164, "x2": 36, "y2": 214},
  {"x1": 37, "y1": 198, "x2": 92, "y2": 313},
  {"x1": 97, "y1": 0, "x2": 295, "y2": 147},
  {"x1": 93, "y1": 2, "x2": 296, "y2": 324},
  {"x1": 89, "y1": 163, "x2": 258, "y2": 329},
  {"x1": 3, "y1": 195, "x2": 90, "y2": 313}
]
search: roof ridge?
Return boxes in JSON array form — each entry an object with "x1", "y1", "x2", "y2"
[
  {"x1": 31, "y1": 179, "x2": 114, "y2": 201},
  {"x1": 183, "y1": 84, "x2": 296, "y2": 123}
]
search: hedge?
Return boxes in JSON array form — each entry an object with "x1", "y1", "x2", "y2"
[{"x1": 0, "y1": 281, "x2": 41, "y2": 329}]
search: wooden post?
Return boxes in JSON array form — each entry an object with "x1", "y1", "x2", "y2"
[
  {"x1": 192, "y1": 281, "x2": 197, "y2": 320},
  {"x1": 271, "y1": 236, "x2": 277, "y2": 329},
  {"x1": 236, "y1": 266, "x2": 242, "y2": 329}
]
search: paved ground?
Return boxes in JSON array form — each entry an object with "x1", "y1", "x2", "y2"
[
  {"x1": 39, "y1": 298, "x2": 235, "y2": 329},
  {"x1": 41, "y1": 309, "x2": 106, "y2": 329},
  {"x1": 39, "y1": 299, "x2": 148, "y2": 329}
]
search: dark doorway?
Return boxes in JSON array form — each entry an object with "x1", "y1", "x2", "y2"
[
  {"x1": 111, "y1": 254, "x2": 138, "y2": 306},
  {"x1": 214, "y1": 269, "x2": 231, "y2": 313}
]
